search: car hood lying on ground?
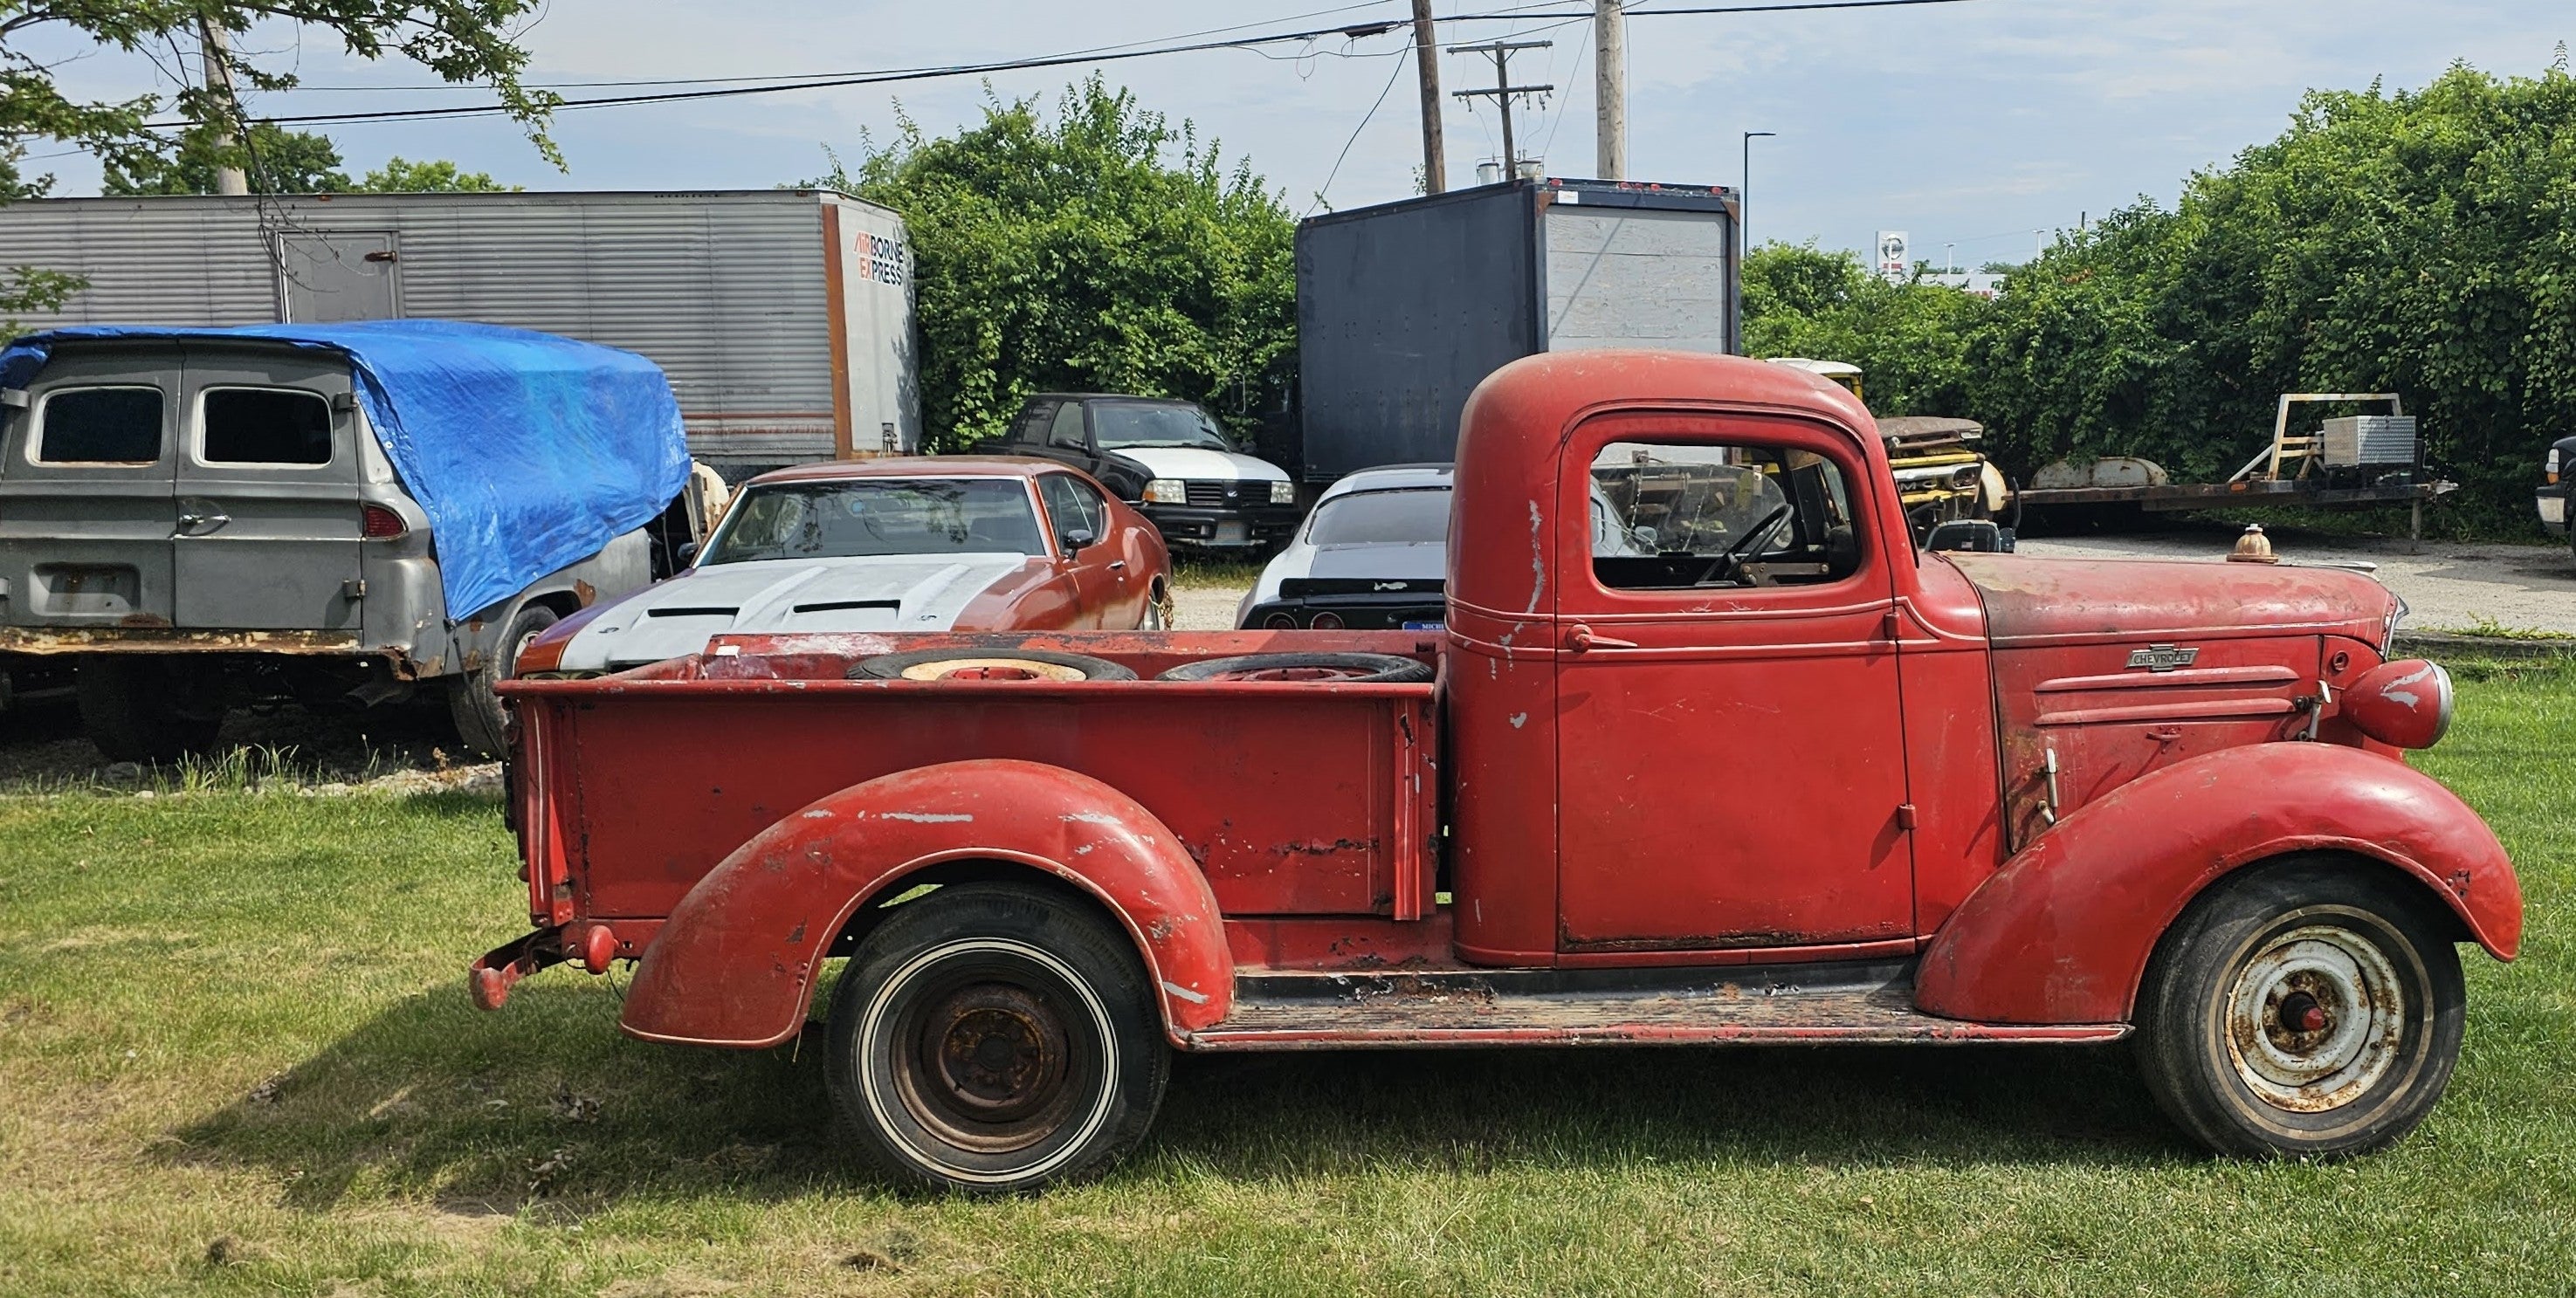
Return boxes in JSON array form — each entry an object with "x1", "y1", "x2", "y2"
[{"x1": 546, "y1": 553, "x2": 1033, "y2": 671}]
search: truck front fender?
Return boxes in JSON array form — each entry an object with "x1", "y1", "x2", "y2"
[
  {"x1": 1915, "y1": 743, "x2": 2519, "y2": 1026},
  {"x1": 618, "y1": 759, "x2": 1230, "y2": 1048}
]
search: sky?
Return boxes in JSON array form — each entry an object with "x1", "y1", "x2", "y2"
[{"x1": 15, "y1": 0, "x2": 2576, "y2": 266}]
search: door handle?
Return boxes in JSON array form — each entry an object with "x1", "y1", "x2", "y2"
[
  {"x1": 175, "y1": 504, "x2": 231, "y2": 535},
  {"x1": 1564, "y1": 624, "x2": 1638, "y2": 653},
  {"x1": 1107, "y1": 560, "x2": 1126, "y2": 571}
]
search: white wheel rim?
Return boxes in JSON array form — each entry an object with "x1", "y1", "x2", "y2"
[{"x1": 2223, "y1": 924, "x2": 2406, "y2": 1113}]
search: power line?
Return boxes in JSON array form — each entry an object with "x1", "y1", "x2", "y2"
[
  {"x1": 132, "y1": 0, "x2": 1989, "y2": 131},
  {"x1": 1307, "y1": 49, "x2": 1415, "y2": 213}
]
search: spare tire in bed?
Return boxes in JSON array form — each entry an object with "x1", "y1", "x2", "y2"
[
  {"x1": 849, "y1": 649, "x2": 1139, "y2": 682},
  {"x1": 1156, "y1": 652, "x2": 1432, "y2": 683}
]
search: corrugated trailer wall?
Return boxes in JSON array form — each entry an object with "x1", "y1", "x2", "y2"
[{"x1": 0, "y1": 190, "x2": 917, "y2": 472}]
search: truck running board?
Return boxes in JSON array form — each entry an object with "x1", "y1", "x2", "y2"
[{"x1": 1186, "y1": 959, "x2": 2128, "y2": 1050}]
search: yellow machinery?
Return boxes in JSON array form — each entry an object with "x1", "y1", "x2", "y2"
[{"x1": 1765, "y1": 359, "x2": 2012, "y2": 537}]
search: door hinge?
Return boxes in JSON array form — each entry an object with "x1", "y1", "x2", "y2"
[
  {"x1": 1896, "y1": 803, "x2": 1918, "y2": 830},
  {"x1": 1881, "y1": 609, "x2": 1903, "y2": 640},
  {"x1": 341, "y1": 579, "x2": 367, "y2": 600}
]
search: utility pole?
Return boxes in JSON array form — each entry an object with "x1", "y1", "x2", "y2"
[
  {"x1": 1594, "y1": 0, "x2": 1627, "y2": 179},
  {"x1": 1409, "y1": 0, "x2": 1447, "y2": 194},
  {"x1": 1450, "y1": 39, "x2": 1553, "y2": 180},
  {"x1": 197, "y1": 15, "x2": 249, "y2": 196}
]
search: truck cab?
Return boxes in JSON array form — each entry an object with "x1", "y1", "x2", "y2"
[{"x1": 479, "y1": 350, "x2": 2518, "y2": 1193}]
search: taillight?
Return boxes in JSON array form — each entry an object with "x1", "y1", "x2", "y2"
[
  {"x1": 1310, "y1": 611, "x2": 1346, "y2": 629},
  {"x1": 362, "y1": 505, "x2": 408, "y2": 539}
]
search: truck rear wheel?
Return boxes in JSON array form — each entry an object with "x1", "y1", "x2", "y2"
[
  {"x1": 824, "y1": 882, "x2": 1167, "y2": 1192},
  {"x1": 449, "y1": 603, "x2": 556, "y2": 760},
  {"x1": 2133, "y1": 858, "x2": 2464, "y2": 1158},
  {"x1": 77, "y1": 656, "x2": 223, "y2": 764}
]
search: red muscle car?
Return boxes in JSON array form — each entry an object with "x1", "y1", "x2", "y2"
[{"x1": 516, "y1": 457, "x2": 1172, "y2": 676}]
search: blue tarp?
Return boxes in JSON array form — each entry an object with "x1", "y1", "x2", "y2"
[{"x1": 0, "y1": 320, "x2": 692, "y2": 618}]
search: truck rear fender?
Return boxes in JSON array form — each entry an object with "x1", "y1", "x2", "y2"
[
  {"x1": 617, "y1": 759, "x2": 1230, "y2": 1048},
  {"x1": 1915, "y1": 743, "x2": 2519, "y2": 1026}
]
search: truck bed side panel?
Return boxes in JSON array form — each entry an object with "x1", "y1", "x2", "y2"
[{"x1": 550, "y1": 685, "x2": 1433, "y2": 920}]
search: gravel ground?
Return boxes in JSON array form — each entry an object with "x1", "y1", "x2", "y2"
[
  {"x1": 2015, "y1": 526, "x2": 2576, "y2": 635},
  {"x1": 0, "y1": 690, "x2": 496, "y2": 793}
]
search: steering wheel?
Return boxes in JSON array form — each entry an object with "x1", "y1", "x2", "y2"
[{"x1": 1694, "y1": 503, "x2": 1793, "y2": 586}]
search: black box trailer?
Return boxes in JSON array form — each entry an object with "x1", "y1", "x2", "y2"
[{"x1": 1292, "y1": 177, "x2": 1740, "y2": 482}]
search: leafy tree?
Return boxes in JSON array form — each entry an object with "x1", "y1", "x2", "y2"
[
  {"x1": 2, "y1": 1, "x2": 560, "y2": 319},
  {"x1": 809, "y1": 77, "x2": 1297, "y2": 450},
  {"x1": 352, "y1": 155, "x2": 512, "y2": 192},
  {"x1": 1741, "y1": 242, "x2": 1989, "y2": 419},
  {"x1": 1968, "y1": 61, "x2": 2576, "y2": 528},
  {"x1": 101, "y1": 124, "x2": 350, "y2": 194}
]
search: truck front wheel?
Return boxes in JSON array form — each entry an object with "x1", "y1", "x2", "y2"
[
  {"x1": 2133, "y1": 858, "x2": 2465, "y2": 1158},
  {"x1": 824, "y1": 882, "x2": 1168, "y2": 1192}
]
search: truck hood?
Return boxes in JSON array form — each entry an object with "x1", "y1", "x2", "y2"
[
  {"x1": 551, "y1": 553, "x2": 1033, "y2": 671},
  {"x1": 1111, "y1": 446, "x2": 1289, "y2": 483},
  {"x1": 1946, "y1": 553, "x2": 2399, "y2": 648}
]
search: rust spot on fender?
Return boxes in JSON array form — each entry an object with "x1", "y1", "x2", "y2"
[{"x1": 575, "y1": 580, "x2": 598, "y2": 608}]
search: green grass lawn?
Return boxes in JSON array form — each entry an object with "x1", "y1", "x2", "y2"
[{"x1": 3, "y1": 665, "x2": 2572, "y2": 1296}]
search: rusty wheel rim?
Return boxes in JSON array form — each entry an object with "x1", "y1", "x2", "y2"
[
  {"x1": 1204, "y1": 665, "x2": 1380, "y2": 683},
  {"x1": 896, "y1": 656, "x2": 1095, "y2": 683},
  {"x1": 867, "y1": 941, "x2": 1111, "y2": 1170},
  {"x1": 2224, "y1": 924, "x2": 2405, "y2": 1113}
]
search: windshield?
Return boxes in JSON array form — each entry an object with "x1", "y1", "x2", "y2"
[
  {"x1": 1307, "y1": 487, "x2": 1450, "y2": 546},
  {"x1": 1090, "y1": 401, "x2": 1233, "y2": 451},
  {"x1": 702, "y1": 479, "x2": 1045, "y2": 564}
]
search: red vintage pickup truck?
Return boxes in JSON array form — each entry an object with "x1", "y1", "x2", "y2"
[{"x1": 476, "y1": 351, "x2": 2519, "y2": 1192}]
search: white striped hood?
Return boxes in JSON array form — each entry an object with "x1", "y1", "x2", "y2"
[{"x1": 552, "y1": 553, "x2": 1030, "y2": 671}]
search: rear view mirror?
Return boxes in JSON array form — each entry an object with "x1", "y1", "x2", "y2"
[
  {"x1": 1062, "y1": 527, "x2": 1098, "y2": 552},
  {"x1": 675, "y1": 540, "x2": 699, "y2": 565},
  {"x1": 1925, "y1": 519, "x2": 2015, "y2": 553}
]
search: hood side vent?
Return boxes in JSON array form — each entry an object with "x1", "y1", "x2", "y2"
[
  {"x1": 646, "y1": 606, "x2": 740, "y2": 618},
  {"x1": 793, "y1": 600, "x2": 902, "y2": 615}
]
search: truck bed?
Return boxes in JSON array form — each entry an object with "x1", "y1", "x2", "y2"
[{"x1": 503, "y1": 630, "x2": 1441, "y2": 926}]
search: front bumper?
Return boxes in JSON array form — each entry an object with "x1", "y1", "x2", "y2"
[{"x1": 1140, "y1": 502, "x2": 1302, "y2": 548}]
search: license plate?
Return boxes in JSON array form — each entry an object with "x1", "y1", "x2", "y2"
[
  {"x1": 1402, "y1": 620, "x2": 1445, "y2": 631},
  {"x1": 1214, "y1": 520, "x2": 1250, "y2": 545},
  {"x1": 2541, "y1": 495, "x2": 2567, "y2": 525}
]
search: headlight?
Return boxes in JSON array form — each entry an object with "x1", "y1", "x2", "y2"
[
  {"x1": 1269, "y1": 480, "x2": 1297, "y2": 505},
  {"x1": 1142, "y1": 479, "x2": 1186, "y2": 505},
  {"x1": 2342, "y1": 658, "x2": 2453, "y2": 749}
]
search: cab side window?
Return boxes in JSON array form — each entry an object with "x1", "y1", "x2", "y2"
[
  {"x1": 1037, "y1": 475, "x2": 1103, "y2": 552},
  {"x1": 34, "y1": 387, "x2": 163, "y2": 464},
  {"x1": 201, "y1": 388, "x2": 333, "y2": 465},
  {"x1": 1589, "y1": 439, "x2": 1863, "y2": 590},
  {"x1": 1048, "y1": 402, "x2": 1090, "y2": 450}
]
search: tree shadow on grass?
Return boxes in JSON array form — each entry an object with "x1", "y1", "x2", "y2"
[{"x1": 168, "y1": 972, "x2": 2191, "y2": 1212}]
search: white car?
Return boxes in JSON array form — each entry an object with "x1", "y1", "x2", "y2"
[{"x1": 1238, "y1": 464, "x2": 1455, "y2": 629}]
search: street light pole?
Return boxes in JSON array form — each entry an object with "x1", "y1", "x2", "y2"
[{"x1": 1740, "y1": 130, "x2": 1775, "y2": 253}]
